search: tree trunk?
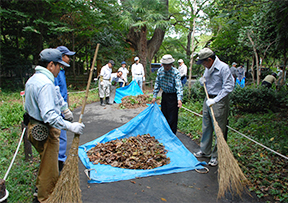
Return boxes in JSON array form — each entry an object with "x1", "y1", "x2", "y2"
[
  {"x1": 139, "y1": 26, "x2": 147, "y2": 76},
  {"x1": 247, "y1": 30, "x2": 260, "y2": 85},
  {"x1": 188, "y1": 0, "x2": 197, "y2": 92},
  {"x1": 250, "y1": 55, "x2": 255, "y2": 85}
]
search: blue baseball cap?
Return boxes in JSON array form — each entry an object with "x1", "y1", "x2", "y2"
[
  {"x1": 121, "y1": 61, "x2": 126, "y2": 65},
  {"x1": 39, "y1": 48, "x2": 70, "y2": 67},
  {"x1": 56, "y1": 46, "x2": 76, "y2": 56}
]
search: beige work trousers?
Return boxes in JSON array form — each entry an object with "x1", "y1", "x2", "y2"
[{"x1": 28, "y1": 121, "x2": 60, "y2": 203}]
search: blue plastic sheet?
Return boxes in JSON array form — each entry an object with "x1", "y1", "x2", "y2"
[
  {"x1": 114, "y1": 80, "x2": 143, "y2": 103},
  {"x1": 78, "y1": 103, "x2": 206, "y2": 183},
  {"x1": 236, "y1": 77, "x2": 245, "y2": 88}
]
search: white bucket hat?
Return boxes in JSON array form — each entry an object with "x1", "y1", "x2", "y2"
[{"x1": 160, "y1": 54, "x2": 175, "y2": 65}]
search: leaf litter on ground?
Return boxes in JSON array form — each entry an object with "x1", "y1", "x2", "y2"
[
  {"x1": 87, "y1": 134, "x2": 170, "y2": 169},
  {"x1": 119, "y1": 95, "x2": 160, "y2": 109}
]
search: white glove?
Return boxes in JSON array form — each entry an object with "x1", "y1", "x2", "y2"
[
  {"x1": 199, "y1": 77, "x2": 206, "y2": 85},
  {"x1": 68, "y1": 122, "x2": 85, "y2": 135},
  {"x1": 63, "y1": 109, "x2": 73, "y2": 122},
  {"x1": 143, "y1": 77, "x2": 145, "y2": 81},
  {"x1": 100, "y1": 81, "x2": 104, "y2": 86},
  {"x1": 206, "y1": 99, "x2": 216, "y2": 107}
]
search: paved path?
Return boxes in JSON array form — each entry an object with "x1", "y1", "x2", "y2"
[{"x1": 66, "y1": 102, "x2": 262, "y2": 203}]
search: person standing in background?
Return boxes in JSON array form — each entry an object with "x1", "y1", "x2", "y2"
[
  {"x1": 131, "y1": 57, "x2": 145, "y2": 91},
  {"x1": 152, "y1": 54, "x2": 183, "y2": 134},
  {"x1": 178, "y1": 59, "x2": 187, "y2": 86},
  {"x1": 230, "y1": 62, "x2": 238, "y2": 82},
  {"x1": 55, "y1": 45, "x2": 75, "y2": 172},
  {"x1": 99, "y1": 60, "x2": 115, "y2": 106},
  {"x1": 194, "y1": 48, "x2": 234, "y2": 167},
  {"x1": 118, "y1": 61, "x2": 129, "y2": 87},
  {"x1": 236, "y1": 64, "x2": 246, "y2": 88}
]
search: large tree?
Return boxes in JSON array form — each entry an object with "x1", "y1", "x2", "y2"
[{"x1": 120, "y1": 0, "x2": 169, "y2": 75}]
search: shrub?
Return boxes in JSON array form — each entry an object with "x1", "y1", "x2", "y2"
[{"x1": 230, "y1": 85, "x2": 288, "y2": 112}]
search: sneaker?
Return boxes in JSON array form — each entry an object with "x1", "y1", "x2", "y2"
[
  {"x1": 193, "y1": 150, "x2": 211, "y2": 158},
  {"x1": 208, "y1": 157, "x2": 218, "y2": 167}
]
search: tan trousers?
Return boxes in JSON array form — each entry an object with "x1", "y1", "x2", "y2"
[{"x1": 28, "y1": 121, "x2": 60, "y2": 202}]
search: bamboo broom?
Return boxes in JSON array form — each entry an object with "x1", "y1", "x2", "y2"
[
  {"x1": 47, "y1": 44, "x2": 100, "y2": 203},
  {"x1": 203, "y1": 82, "x2": 249, "y2": 199}
]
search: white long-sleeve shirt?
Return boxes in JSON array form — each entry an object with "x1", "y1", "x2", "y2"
[
  {"x1": 178, "y1": 63, "x2": 187, "y2": 77},
  {"x1": 131, "y1": 63, "x2": 145, "y2": 78},
  {"x1": 203, "y1": 56, "x2": 235, "y2": 103},
  {"x1": 100, "y1": 64, "x2": 112, "y2": 80}
]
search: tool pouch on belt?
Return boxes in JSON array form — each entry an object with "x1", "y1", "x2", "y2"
[
  {"x1": 29, "y1": 118, "x2": 49, "y2": 141},
  {"x1": 31, "y1": 123, "x2": 49, "y2": 141}
]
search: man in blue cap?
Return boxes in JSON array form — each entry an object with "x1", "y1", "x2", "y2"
[
  {"x1": 25, "y1": 48, "x2": 85, "y2": 202},
  {"x1": 55, "y1": 46, "x2": 75, "y2": 171}
]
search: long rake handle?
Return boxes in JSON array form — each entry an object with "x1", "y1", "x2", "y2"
[
  {"x1": 203, "y1": 82, "x2": 217, "y2": 122},
  {"x1": 78, "y1": 44, "x2": 100, "y2": 124}
]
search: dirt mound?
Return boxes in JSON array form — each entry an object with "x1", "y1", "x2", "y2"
[{"x1": 119, "y1": 94, "x2": 160, "y2": 109}]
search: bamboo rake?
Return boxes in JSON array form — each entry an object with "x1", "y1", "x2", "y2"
[
  {"x1": 47, "y1": 44, "x2": 100, "y2": 203},
  {"x1": 203, "y1": 82, "x2": 249, "y2": 199}
]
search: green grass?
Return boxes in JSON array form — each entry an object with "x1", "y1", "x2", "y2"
[
  {"x1": 1, "y1": 86, "x2": 287, "y2": 202},
  {"x1": 0, "y1": 87, "x2": 99, "y2": 202}
]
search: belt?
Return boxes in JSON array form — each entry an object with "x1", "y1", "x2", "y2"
[
  {"x1": 163, "y1": 92, "x2": 176, "y2": 95},
  {"x1": 103, "y1": 78, "x2": 110, "y2": 80},
  {"x1": 135, "y1": 74, "x2": 142, "y2": 75},
  {"x1": 30, "y1": 117, "x2": 46, "y2": 125},
  {"x1": 208, "y1": 94, "x2": 217, "y2": 98}
]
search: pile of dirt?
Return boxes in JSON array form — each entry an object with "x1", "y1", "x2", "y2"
[
  {"x1": 119, "y1": 94, "x2": 160, "y2": 109},
  {"x1": 87, "y1": 134, "x2": 170, "y2": 170}
]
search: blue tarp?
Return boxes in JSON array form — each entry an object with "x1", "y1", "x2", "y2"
[
  {"x1": 78, "y1": 103, "x2": 206, "y2": 184},
  {"x1": 114, "y1": 80, "x2": 143, "y2": 103},
  {"x1": 236, "y1": 77, "x2": 245, "y2": 88}
]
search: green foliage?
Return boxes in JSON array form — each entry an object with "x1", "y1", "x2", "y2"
[
  {"x1": 179, "y1": 83, "x2": 288, "y2": 202},
  {"x1": 182, "y1": 80, "x2": 205, "y2": 104},
  {"x1": 0, "y1": 102, "x2": 25, "y2": 129},
  {"x1": 0, "y1": 93, "x2": 38, "y2": 202},
  {"x1": 230, "y1": 86, "x2": 288, "y2": 112},
  {"x1": 178, "y1": 101, "x2": 203, "y2": 140}
]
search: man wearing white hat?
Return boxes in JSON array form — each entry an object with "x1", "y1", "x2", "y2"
[
  {"x1": 193, "y1": 48, "x2": 234, "y2": 167},
  {"x1": 178, "y1": 59, "x2": 187, "y2": 85},
  {"x1": 152, "y1": 54, "x2": 183, "y2": 134},
  {"x1": 131, "y1": 56, "x2": 145, "y2": 91}
]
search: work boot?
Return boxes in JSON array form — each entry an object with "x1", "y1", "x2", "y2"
[
  {"x1": 58, "y1": 160, "x2": 64, "y2": 172},
  {"x1": 100, "y1": 98, "x2": 105, "y2": 106},
  {"x1": 105, "y1": 97, "x2": 111, "y2": 105}
]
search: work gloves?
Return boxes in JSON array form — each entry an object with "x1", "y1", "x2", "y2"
[
  {"x1": 199, "y1": 77, "x2": 206, "y2": 85},
  {"x1": 63, "y1": 109, "x2": 73, "y2": 122},
  {"x1": 68, "y1": 122, "x2": 85, "y2": 135},
  {"x1": 143, "y1": 77, "x2": 145, "y2": 81},
  {"x1": 206, "y1": 99, "x2": 216, "y2": 107}
]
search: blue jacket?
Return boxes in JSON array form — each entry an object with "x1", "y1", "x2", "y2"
[{"x1": 54, "y1": 69, "x2": 68, "y2": 102}]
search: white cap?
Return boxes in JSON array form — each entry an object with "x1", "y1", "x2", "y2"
[
  {"x1": 178, "y1": 59, "x2": 183, "y2": 63},
  {"x1": 134, "y1": 57, "x2": 139, "y2": 61}
]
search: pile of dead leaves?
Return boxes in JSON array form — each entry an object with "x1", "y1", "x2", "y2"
[
  {"x1": 119, "y1": 95, "x2": 160, "y2": 109},
  {"x1": 87, "y1": 134, "x2": 170, "y2": 170}
]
